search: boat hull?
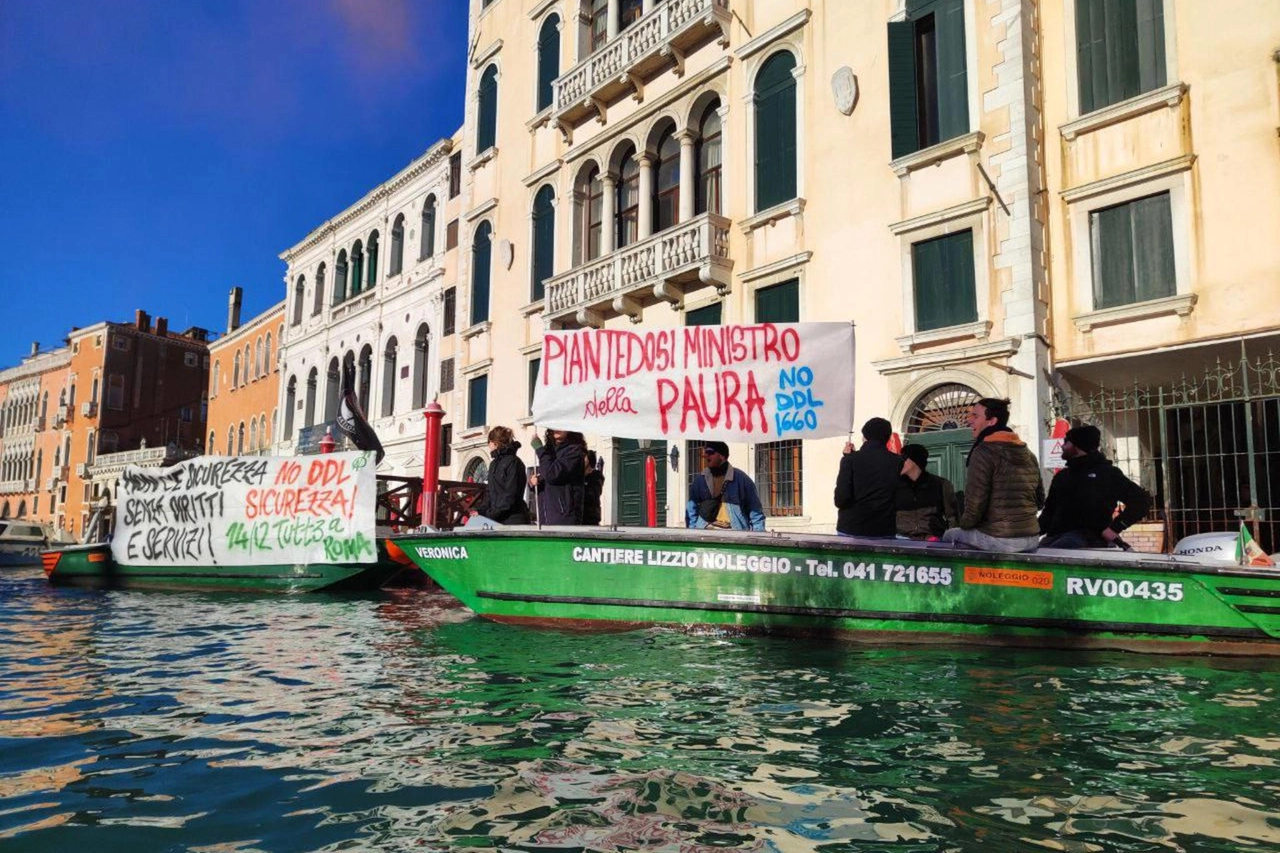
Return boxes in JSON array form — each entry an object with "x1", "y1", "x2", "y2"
[
  {"x1": 393, "y1": 527, "x2": 1280, "y2": 656},
  {"x1": 43, "y1": 542, "x2": 410, "y2": 593}
]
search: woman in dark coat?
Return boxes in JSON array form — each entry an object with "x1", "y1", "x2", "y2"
[
  {"x1": 471, "y1": 426, "x2": 530, "y2": 524},
  {"x1": 529, "y1": 429, "x2": 586, "y2": 525}
]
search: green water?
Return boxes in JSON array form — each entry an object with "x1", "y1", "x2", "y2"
[{"x1": 2, "y1": 567, "x2": 1279, "y2": 852}]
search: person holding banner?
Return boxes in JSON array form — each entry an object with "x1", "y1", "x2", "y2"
[
  {"x1": 470, "y1": 426, "x2": 531, "y2": 525},
  {"x1": 529, "y1": 429, "x2": 588, "y2": 525},
  {"x1": 686, "y1": 442, "x2": 765, "y2": 531},
  {"x1": 834, "y1": 418, "x2": 902, "y2": 538}
]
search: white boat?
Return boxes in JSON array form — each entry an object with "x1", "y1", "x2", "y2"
[{"x1": 0, "y1": 520, "x2": 49, "y2": 567}]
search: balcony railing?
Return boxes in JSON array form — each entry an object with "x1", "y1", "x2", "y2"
[
  {"x1": 552, "y1": 0, "x2": 730, "y2": 127},
  {"x1": 545, "y1": 211, "x2": 732, "y2": 327}
]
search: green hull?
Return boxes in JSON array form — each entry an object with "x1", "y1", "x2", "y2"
[
  {"x1": 394, "y1": 527, "x2": 1280, "y2": 656},
  {"x1": 44, "y1": 542, "x2": 409, "y2": 593}
]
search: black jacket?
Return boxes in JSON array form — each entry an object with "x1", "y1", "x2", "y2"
[
  {"x1": 475, "y1": 442, "x2": 530, "y2": 524},
  {"x1": 534, "y1": 439, "x2": 585, "y2": 525},
  {"x1": 895, "y1": 472, "x2": 958, "y2": 539},
  {"x1": 834, "y1": 441, "x2": 902, "y2": 536},
  {"x1": 1039, "y1": 451, "x2": 1151, "y2": 542},
  {"x1": 582, "y1": 469, "x2": 605, "y2": 526}
]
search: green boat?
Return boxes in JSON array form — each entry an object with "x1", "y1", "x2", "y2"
[
  {"x1": 393, "y1": 526, "x2": 1280, "y2": 656},
  {"x1": 41, "y1": 538, "x2": 418, "y2": 593}
]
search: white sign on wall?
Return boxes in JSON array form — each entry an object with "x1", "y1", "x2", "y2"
[
  {"x1": 1042, "y1": 438, "x2": 1066, "y2": 472},
  {"x1": 111, "y1": 451, "x2": 378, "y2": 567},
  {"x1": 531, "y1": 322, "x2": 856, "y2": 443}
]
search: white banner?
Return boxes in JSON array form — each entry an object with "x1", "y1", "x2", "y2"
[
  {"x1": 531, "y1": 322, "x2": 855, "y2": 442},
  {"x1": 111, "y1": 452, "x2": 379, "y2": 567}
]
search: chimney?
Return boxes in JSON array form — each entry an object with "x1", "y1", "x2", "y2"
[
  {"x1": 30, "y1": 342, "x2": 38, "y2": 357},
  {"x1": 155, "y1": 317, "x2": 168, "y2": 337},
  {"x1": 227, "y1": 287, "x2": 243, "y2": 333},
  {"x1": 136, "y1": 309, "x2": 150, "y2": 331}
]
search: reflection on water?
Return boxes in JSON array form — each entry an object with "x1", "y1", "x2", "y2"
[{"x1": 2, "y1": 565, "x2": 1279, "y2": 852}]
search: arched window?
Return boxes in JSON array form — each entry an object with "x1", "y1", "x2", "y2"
[
  {"x1": 237, "y1": 422, "x2": 245, "y2": 455},
  {"x1": 243, "y1": 345, "x2": 252, "y2": 385},
  {"x1": 276, "y1": 325, "x2": 283, "y2": 370},
  {"x1": 314, "y1": 263, "x2": 327, "y2": 315},
  {"x1": 209, "y1": 430, "x2": 217, "y2": 454},
  {"x1": 471, "y1": 221, "x2": 493, "y2": 326},
  {"x1": 754, "y1": 51, "x2": 798, "y2": 212},
  {"x1": 232, "y1": 352, "x2": 241, "y2": 387},
  {"x1": 357, "y1": 345, "x2": 373, "y2": 415},
  {"x1": 906, "y1": 384, "x2": 981, "y2": 433},
  {"x1": 284, "y1": 375, "x2": 297, "y2": 440},
  {"x1": 293, "y1": 276, "x2": 305, "y2": 325},
  {"x1": 305, "y1": 367, "x2": 318, "y2": 428},
  {"x1": 389, "y1": 214, "x2": 405, "y2": 276},
  {"x1": 421, "y1": 195, "x2": 437, "y2": 260},
  {"x1": 586, "y1": 0, "x2": 608, "y2": 54},
  {"x1": 615, "y1": 145, "x2": 639, "y2": 248},
  {"x1": 366, "y1": 231, "x2": 379, "y2": 289},
  {"x1": 381, "y1": 338, "x2": 398, "y2": 417},
  {"x1": 653, "y1": 126, "x2": 680, "y2": 233},
  {"x1": 254, "y1": 338, "x2": 263, "y2": 379},
  {"x1": 226, "y1": 426, "x2": 233, "y2": 455},
  {"x1": 478, "y1": 65, "x2": 499, "y2": 153},
  {"x1": 412, "y1": 324, "x2": 430, "y2": 409},
  {"x1": 324, "y1": 357, "x2": 341, "y2": 422},
  {"x1": 334, "y1": 250, "x2": 349, "y2": 304},
  {"x1": 271, "y1": 409, "x2": 277, "y2": 447},
  {"x1": 696, "y1": 98, "x2": 723, "y2": 215},
  {"x1": 212, "y1": 360, "x2": 220, "y2": 397},
  {"x1": 249, "y1": 418, "x2": 258, "y2": 453},
  {"x1": 350, "y1": 241, "x2": 365, "y2": 297},
  {"x1": 582, "y1": 165, "x2": 604, "y2": 262},
  {"x1": 536, "y1": 15, "x2": 561, "y2": 112},
  {"x1": 463, "y1": 456, "x2": 490, "y2": 484},
  {"x1": 264, "y1": 333, "x2": 272, "y2": 374},
  {"x1": 531, "y1": 185, "x2": 555, "y2": 301}
]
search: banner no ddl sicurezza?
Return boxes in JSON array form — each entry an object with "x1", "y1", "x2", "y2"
[
  {"x1": 531, "y1": 322, "x2": 855, "y2": 443},
  {"x1": 110, "y1": 451, "x2": 378, "y2": 567}
]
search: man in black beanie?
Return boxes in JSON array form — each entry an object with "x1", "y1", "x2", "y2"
[
  {"x1": 895, "y1": 443, "x2": 958, "y2": 540},
  {"x1": 1039, "y1": 424, "x2": 1152, "y2": 548},
  {"x1": 834, "y1": 417, "x2": 902, "y2": 537}
]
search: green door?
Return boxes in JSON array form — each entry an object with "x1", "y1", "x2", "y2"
[
  {"x1": 615, "y1": 439, "x2": 668, "y2": 526},
  {"x1": 904, "y1": 429, "x2": 972, "y2": 494}
]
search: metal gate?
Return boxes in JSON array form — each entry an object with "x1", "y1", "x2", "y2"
[{"x1": 1056, "y1": 351, "x2": 1280, "y2": 554}]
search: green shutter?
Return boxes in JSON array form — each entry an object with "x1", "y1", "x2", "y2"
[
  {"x1": 887, "y1": 19, "x2": 920, "y2": 159},
  {"x1": 685, "y1": 302, "x2": 722, "y2": 326},
  {"x1": 478, "y1": 66, "x2": 498, "y2": 152},
  {"x1": 754, "y1": 52, "x2": 796, "y2": 211},
  {"x1": 1076, "y1": 0, "x2": 1102, "y2": 114},
  {"x1": 943, "y1": 229, "x2": 978, "y2": 326},
  {"x1": 1136, "y1": 0, "x2": 1166, "y2": 95},
  {"x1": 1092, "y1": 202, "x2": 1136, "y2": 308},
  {"x1": 532, "y1": 187, "x2": 555, "y2": 301},
  {"x1": 913, "y1": 232, "x2": 975, "y2": 331},
  {"x1": 537, "y1": 16, "x2": 560, "y2": 112},
  {"x1": 471, "y1": 223, "x2": 492, "y2": 325},
  {"x1": 1131, "y1": 192, "x2": 1175, "y2": 303},
  {"x1": 1079, "y1": 0, "x2": 1164, "y2": 114},
  {"x1": 935, "y1": 0, "x2": 969, "y2": 143},
  {"x1": 468, "y1": 375, "x2": 488, "y2": 429},
  {"x1": 528, "y1": 358, "x2": 541, "y2": 414},
  {"x1": 755, "y1": 279, "x2": 799, "y2": 323}
]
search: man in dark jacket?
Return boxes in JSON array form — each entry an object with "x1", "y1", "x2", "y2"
[
  {"x1": 943, "y1": 398, "x2": 1044, "y2": 552},
  {"x1": 895, "y1": 444, "x2": 957, "y2": 540},
  {"x1": 1039, "y1": 424, "x2": 1152, "y2": 548},
  {"x1": 834, "y1": 417, "x2": 902, "y2": 537}
]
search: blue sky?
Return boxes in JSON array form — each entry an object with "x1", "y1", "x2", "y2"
[{"x1": 0, "y1": 0, "x2": 468, "y2": 368}]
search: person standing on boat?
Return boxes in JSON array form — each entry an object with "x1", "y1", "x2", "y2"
[
  {"x1": 687, "y1": 441, "x2": 766, "y2": 531},
  {"x1": 582, "y1": 450, "x2": 605, "y2": 526},
  {"x1": 529, "y1": 429, "x2": 587, "y2": 525},
  {"x1": 833, "y1": 417, "x2": 902, "y2": 537},
  {"x1": 895, "y1": 443, "x2": 958, "y2": 540},
  {"x1": 1039, "y1": 424, "x2": 1152, "y2": 549},
  {"x1": 943, "y1": 398, "x2": 1044, "y2": 553},
  {"x1": 470, "y1": 426, "x2": 531, "y2": 525}
]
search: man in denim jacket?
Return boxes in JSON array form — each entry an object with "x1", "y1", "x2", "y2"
[{"x1": 686, "y1": 441, "x2": 766, "y2": 531}]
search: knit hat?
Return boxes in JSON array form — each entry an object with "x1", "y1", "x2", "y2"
[
  {"x1": 1064, "y1": 424, "x2": 1101, "y2": 453},
  {"x1": 862, "y1": 417, "x2": 893, "y2": 443},
  {"x1": 901, "y1": 444, "x2": 930, "y2": 469},
  {"x1": 703, "y1": 441, "x2": 730, "y2": 458}
]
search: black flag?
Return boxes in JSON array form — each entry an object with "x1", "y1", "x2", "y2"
[{"x1": 336, "y1": 363, "x2": 385, "y2": 465}]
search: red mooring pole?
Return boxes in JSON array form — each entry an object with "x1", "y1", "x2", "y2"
[
  {"x1": 644, "y1": 452, "x2": 658, "y2": 527},
  {"x1": 422, "y1": 401, "x2": 445, "y2": 528}
]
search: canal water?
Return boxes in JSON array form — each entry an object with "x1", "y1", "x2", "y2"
[{"x1": 2, "y1": 567, "x2": 1279, "y2": 852}]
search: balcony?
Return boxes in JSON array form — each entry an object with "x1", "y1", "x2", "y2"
[
  {"x1": 545, "y1": 212, "x2": 733, "y2": 327},
  {"x1": 552, "y1": 0, "x2": 730, "y2": 129}
]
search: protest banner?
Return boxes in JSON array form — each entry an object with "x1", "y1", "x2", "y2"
[
  {"x1": 110, "y1": 451, "x2": 378, "y2": 567},
  {"x1": 531, "y1": 322, "x2": 855, "y2": 442}
]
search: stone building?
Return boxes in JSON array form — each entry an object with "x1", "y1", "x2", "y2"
[
  {"x1": 0, "y1": 344, "x2": 72, "y2": 530},
  {"x1": 207, "y1": 288, "x2": 285, "y2": 456}
]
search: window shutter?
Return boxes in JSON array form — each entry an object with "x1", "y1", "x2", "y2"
[
  {"x1": 942, "y1": 229, "x2": 978, "y2": 326},
  {"x1": 468, "y1": 375, "x2": 488, "y2": 429},
  {"x1": 1092, "y1": 202, "x2": 1136, "y2": 309},
  {"x1": 537, "y1": 17, "x2": 560, "y2": 112},
  {"x1": 532, "y1": 187, "x2": 555, "y2": 301},
  {"x1": 1131, "y1": 193, "x2": 1175, "y2": 303},
  {"x1": 1075, "y1": 0, "x2": 1102, "y2": 114},
  {"x1": 887, "y1": 20, "x2": 920, "y2": 159},
  {"x1": 685, "y1": 302, "x2": 722, "y2": 326},
  {"x1": 935, "y1": 0, "x2": 969, "y2": 143},
  {"x1": 754, "y1": 52, "x2": 796, "y2": 212},
  {"x1": 1136, "y1": 0, "x2": 1166, "y2": 95},
  {"x1": 913, "y1": 237, "x2": 944, "y2": 331},
  {"x1": 478, "y1": 66, "x2": 498, "y2": 152},
  {"x1": 755, "y1": 279, "x2": 800, "y2": 323},
  {"x1": 471, "y1": 224, "x2": 492, "y2": 325}
]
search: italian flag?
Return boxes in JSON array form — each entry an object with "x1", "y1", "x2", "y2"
[{"x1": 1236, "y1": 523, "x2": 1276, "y2": 567}]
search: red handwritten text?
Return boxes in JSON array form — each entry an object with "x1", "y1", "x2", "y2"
[
  {"x1": 583, "y1": 386, "x2": 638, "y2": 419},
  {"x1": 656, "y1": 370, "x2": 769, "y2": 434}
]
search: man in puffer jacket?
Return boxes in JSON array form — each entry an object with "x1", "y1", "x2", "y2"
[{"x1": 943, "y1": 397, "x2": 1044, "y2": 553}]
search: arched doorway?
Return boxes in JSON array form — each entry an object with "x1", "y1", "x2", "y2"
[
  {"x1": 462, "y1": 456, "x2": 489, "y2": 484},
  {"x1": 902, "y1": 383, "x2": 980, "y2": 492}
]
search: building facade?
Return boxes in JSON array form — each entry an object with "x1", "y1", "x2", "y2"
[
  {"x1": 208, "y1": 288, "x2": 285, "y2": 456},
  {"x1": 444, "y1": 0, "x2": 1280, "y2": 542},
  {"x1": 0, "y1": 344, "x2": 72, "y2": 530},
  {"x1": 278, "y1": 135, "x2": 467, "y2": 474}
]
